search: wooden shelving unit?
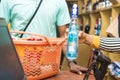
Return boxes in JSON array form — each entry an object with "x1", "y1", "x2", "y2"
[
  {"x1": 66, "y1": 0, "x2": 78, "y2": 1},
  {"x1": 78, "y1": 0, "x2": 120, "y2": 80}
]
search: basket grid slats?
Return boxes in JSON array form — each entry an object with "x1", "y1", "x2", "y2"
[{"x1": 11, "y1": 31, "x2": 65, "y2": 80}]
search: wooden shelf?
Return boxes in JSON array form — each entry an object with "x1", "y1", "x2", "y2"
[
  {"x1": 112, "y1": 3, "x2": 120, "y2": 8},
  {"x1": 66, "y1": 0, "x2": 78, "y2": 2},
  {"x1": 110, "y1": 0, "x2": 120, "y2": 4},
  {"x1": 100, "y1": 7, "x2": 112, "y2": 12},
  {"x1": 79, "y1": 8, "x2": 111, "y2": 16},
  {"x1": 79, "y1": 12, "x2": 90, "y2": 16}
]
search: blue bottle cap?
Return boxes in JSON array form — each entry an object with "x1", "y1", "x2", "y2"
[{"x1": 71, "y1": 4, "x2": 78, "y2": 18}]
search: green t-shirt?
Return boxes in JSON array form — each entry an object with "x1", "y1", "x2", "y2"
[{"x1": 0, "y1": 0, "x2": 70, "y2": 38}]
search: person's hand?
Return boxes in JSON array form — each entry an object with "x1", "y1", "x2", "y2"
[
  {"x1": 78, "y1": 31, "x2": 93, "y2": 45},
  {"x1": 69, "y1": 61, "x2": 94, "y2": 75},
  {"x1": 65, "y1": 30, "x2": 93, "y2": 45},
  {"x1": 69, "y1": 61, "x2": 88, "y2": 74}
]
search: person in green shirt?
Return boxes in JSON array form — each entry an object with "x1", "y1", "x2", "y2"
[{"x1": 0, "y1": 0, "x2": 87, "y2": 75}]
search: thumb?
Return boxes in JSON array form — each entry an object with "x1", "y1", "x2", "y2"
[
  {"x1": 77, "y1": 71, "x2": 82, "y2": 75},
  {"x1": 78, "y1": 31, "x2": 83, "y2": 38}
]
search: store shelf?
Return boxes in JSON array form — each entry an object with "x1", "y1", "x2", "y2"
[
  {"x1": 66, "y1": 0, "x2": 78, "y2": 2},
  {"x1": 77, "y1": 0, "x2": 120, "y2": 80}
]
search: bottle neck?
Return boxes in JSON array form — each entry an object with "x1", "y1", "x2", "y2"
[
  {"x1": 70, "y1": 18, "x2": 78, "y2": 25},
  {"x1": 69, "y1": 18, "x2": 78, "y2": 31},
  {"x1": 71, "y1": 14, "x2": 78, "y2": 19},
  {"x1": 69, "y1": 14, "x2": 78, "y2": 31}
]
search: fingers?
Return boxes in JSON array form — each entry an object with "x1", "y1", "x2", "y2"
[
  {"x1": 78, "y1": 31, "x2": 83, "y2": 38},
  {"x1": 90, "y1": 70, "x2": 94, "y2": 75},
  {"x1": 70, "y1": 64, "x2": 88, "y2": 75},
  {"x1": 77, "y1": 71, "x2": 82, "y2": 75},
  {"x1": 78, "y1": 66, "x2": 88, "y2": 71},
  {"x1": 70, "y1": 68, "x2": 82, "y2": 75},
  {"x1": 75, "y1": 66, "x2": 88, "y2": 74}
]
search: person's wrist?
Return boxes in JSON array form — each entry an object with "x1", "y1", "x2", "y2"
[
  {"x1": 68, "y1": 60, "x2": 77, "y2": 67},
  {"x1": 85, "y1": 34, "x2": 100, "y2": 48},
  {"x1": 90, "y1": 36, "x2": 100, "y2": 48},
  {"x1": 85, "y1": 34, "x2": 93, "y2": 45}
]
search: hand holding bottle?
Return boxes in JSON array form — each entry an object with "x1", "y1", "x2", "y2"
[
  {"x1": 66, "y1": 4, "x2": 79, "y2": 60},
  {"x1": 78, "y1": 31, "x2": 94, "y2": 45}
]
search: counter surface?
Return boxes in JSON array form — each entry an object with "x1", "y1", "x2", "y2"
[{"x1": 43, "y1": 71, "x2": 95, "y2": 80}]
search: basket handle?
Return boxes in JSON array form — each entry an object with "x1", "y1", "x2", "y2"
[
  {"x1": 57, "y1": 38, "x2": 66, "y2": 46},
  {"x1": 10, "y1": 30, "x2": 52, "y2": 46}
]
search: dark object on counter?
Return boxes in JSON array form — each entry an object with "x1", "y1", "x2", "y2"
[
  {"x1": 0, "y1": 18, "x2": 27, "y2": 80},
  {"x1": 83, "y1": 49, "x2": 111, "y2": 80}
]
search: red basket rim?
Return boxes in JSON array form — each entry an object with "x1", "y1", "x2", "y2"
[{"x1": 13, "y1": 38, "x2": 65, "y2": 45}]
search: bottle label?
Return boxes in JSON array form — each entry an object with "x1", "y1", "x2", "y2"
[
  {"x1": 66, "y1": 31, "x2": 78, "y2": 60},
  {"x1": 68, "y1": 42, "x2": 76, "y2": 53}
]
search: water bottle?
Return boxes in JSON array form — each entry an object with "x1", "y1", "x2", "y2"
[{"x1": 66, "y1": 4, "x2": 79, "y2": 60}]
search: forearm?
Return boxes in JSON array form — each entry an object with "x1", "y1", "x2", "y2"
[
  {"x1": 100, "y1": 37, "x2": 120, "y2": 52},
  {"x1": 87, "y1": 34, "x2": 120, "y2": 52},
  {"x1": 83, "y1": 33, "x2": 100, "y2": 49},
  {"x1": 90, "y1": 36, "x2": 100, "y2": 49},
  {"x1": 56, "y1": 25, "x2": 67, "y2": 38}
]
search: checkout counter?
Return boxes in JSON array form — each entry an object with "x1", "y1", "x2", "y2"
[{"x1": 43, "y1": 71, "x2": 95, "y2": 80}]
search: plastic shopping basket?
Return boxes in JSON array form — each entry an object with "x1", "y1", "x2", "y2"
[{"x1": 10, "y1": 31, "x2": 66, "y2": 80}]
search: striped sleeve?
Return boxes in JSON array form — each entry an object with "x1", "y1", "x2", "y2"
[{"x1": 100, "y1": 38, "x2": 120, "y2": 52}]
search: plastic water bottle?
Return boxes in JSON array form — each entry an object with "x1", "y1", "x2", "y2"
[{"x1": 66, "y1": 4, "x2": 79, "y2": 60}]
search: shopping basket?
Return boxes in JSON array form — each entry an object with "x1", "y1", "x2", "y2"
[{"x1": 10, "y1": 31, "x2": 66, "y2": 80}]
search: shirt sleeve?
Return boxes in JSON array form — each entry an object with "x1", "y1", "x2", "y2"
[
  {"x1": 91, "y1": 36, "x2": 120, "y2": 52},
  {"x1": 100, "y1": 37, "x2": 120, "y2": 52},
  {"x1": 0, "y1": 0, "x2": 10, "y2": 24},
  {"x1": 56, "y1": 0, "x2": 70, "y2": 26},
  {"x1": 91, "y1": 35, "x2": 100, "y2": 49}
]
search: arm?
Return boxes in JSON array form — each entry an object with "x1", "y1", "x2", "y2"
[
  {"x1": 100, "y1": 38, "x2": 120, "y2": 52},
  {"x1": 79, "y1": 31, "x2": 120, "y2": 52},
  {"x1": 57, "y1": 25, "x2": 67, "y2": 38}
]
